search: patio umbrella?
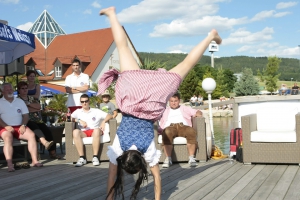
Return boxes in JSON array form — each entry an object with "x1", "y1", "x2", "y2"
[
  {"x1": 0, "y1": 23, "x2": 35, "y2": 64},
  {"x1": 40, "y1": 85, "x2": 63, "y2": 97}
]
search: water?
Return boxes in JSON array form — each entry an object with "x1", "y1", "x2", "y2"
[{"x1": 213, "y1": 117, "x2": 233, "y2": 155}]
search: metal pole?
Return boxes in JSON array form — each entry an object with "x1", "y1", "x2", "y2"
[
  {"x1": 211, "y1": 52, "x2": 214, "y2": 68},
  {"x1": 208, "y1": 93, "x2": 215, "y2": 145}
]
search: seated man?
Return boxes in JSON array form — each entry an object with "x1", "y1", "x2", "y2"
[
  {"x1": 159, "y1": 93, "x2": 202, "y2": 168},
  {"x1": 71, "y1": 94, "x2": 113, "y2": 167},
  {"x1": 279, "y1": 84, "x2": 288, "y2": 95},
  {"x1": 292, "y1": 83, "x2": 299, "y2": 95},
  {"x1": 0, "y1": 83, "x2": 43, "y2": 172},
  {"x1": 197, "y1": 95, "x2": 203, "y2": 106},
  {"x1": 189, "y1": 94, "x2": 199, "y2": 107}
]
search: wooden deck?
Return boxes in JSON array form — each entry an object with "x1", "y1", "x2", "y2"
[{"x1": 1, "y1": 153, "x2": 300, "y2": 200}]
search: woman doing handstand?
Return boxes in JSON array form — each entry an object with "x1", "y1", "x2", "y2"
[{"x1": 98, "y1": 7, "x2": 222, "y2": 200}]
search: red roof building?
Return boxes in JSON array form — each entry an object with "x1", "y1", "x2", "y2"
[{"x1": 25, "y1": 10, "x2": 142, "y2": 89}]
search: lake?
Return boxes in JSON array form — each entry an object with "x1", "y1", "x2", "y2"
[{"x1": 213, "y1": 117, "x2": 234, "y2": 155}]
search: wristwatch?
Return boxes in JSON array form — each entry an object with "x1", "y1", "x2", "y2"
[{"x1": 22, "y1": 124, "x2": 27, "y2": 127}]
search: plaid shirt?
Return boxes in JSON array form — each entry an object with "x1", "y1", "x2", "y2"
[{"x1": 98, "y1": 69, "x2": 181, "y2": 121}]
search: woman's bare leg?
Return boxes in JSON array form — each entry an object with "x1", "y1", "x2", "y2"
[
  {"x1": 100, "y1": 7, "x2": 139, "y2": 72},
  {"x1": 170, "y1": 29, "x2": 222, "y2": 79}
]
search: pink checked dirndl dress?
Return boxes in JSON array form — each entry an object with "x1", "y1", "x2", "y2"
[{"x1": 98, "y1": 68, "x2": 182, "y2": 166}]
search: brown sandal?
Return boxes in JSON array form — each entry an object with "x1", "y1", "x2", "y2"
[
  {"x1": 45, "y1": 141, "x2": 54, "y2": 150},
  {"x1": 49, "y1": 153, "x2": 62, "y2": 159}
]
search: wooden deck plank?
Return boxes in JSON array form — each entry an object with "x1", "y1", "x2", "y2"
[
  {"x1": 201, "y1": 162, "x2": 254, "y2": 200},
  {"x1": 267, "y1": 165, "x2": 299, "y2": 200},
  {"x1": 284, "y1": 166, "x2": 300, "y2": 199},
  {"x1": 217, "y1": 164, "x2": 265, "y2": 200},
  {"x1": 250, "y1": 165, "x2": 288, "y2": 200},
  {"x1": 0, "y1": 157, "x2": 300, "y2": 200},
  {"x1": 185, "y1": 162, "x2": 244, "y2": 199},
  {"x1": 165, "y1": 160, "x2": 232, "y2": 200},
  {"x1": 233, "y1": 165, "x2": 276, "y2": 200}
]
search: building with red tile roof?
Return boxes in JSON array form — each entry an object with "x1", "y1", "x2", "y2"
[{"x1": 25, "y1": 10, "x2": 142, "y2": 89}]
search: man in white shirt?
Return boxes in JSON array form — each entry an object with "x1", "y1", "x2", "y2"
[
  {"x1": 65, "y1": 59, "x2": 89, "y2": 113},
  {"x1": 0, "y1": 83, "x2": 43, "y2": 171},
  {"x1": 71, "y1": 94, "x2": 113, "y2": 167},
  {"x1": 190, "y1": 94, "x2": 199, "y2": 107}
]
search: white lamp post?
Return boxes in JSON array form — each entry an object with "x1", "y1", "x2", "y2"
[{"x1": 202, "y1": 78, "x2": 217, "y2": 145}]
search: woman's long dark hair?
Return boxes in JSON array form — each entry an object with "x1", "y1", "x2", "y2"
[{"x1": 106, "y1": 150, "x2": 149, "y2": 200}]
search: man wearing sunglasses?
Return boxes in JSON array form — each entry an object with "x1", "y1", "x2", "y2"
[{"x1": 71, "y1": 94, "x2": 113, "y2": 167}]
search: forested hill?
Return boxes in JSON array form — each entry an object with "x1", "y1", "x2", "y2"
[{"x1": 138, "y1": 52, "x2": 300, "y2": 81}]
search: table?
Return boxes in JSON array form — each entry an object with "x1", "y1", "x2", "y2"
[{"x1": 49, "y1": 126, "x2": 65, "y2": 153}]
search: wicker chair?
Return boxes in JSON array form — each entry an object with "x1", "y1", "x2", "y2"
[
  {"x1": 65, "y1": 119, "x2": 117, "y2": 163},
  {"x1": 241, "y1": 111, "x2": 300, "y2": 165},
  {"x1": 154, "y1": 116, "x2": 208, "y2": 163}
]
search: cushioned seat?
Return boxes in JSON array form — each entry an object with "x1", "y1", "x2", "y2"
[{"x1": 241, "y1": 106, "x2": 300, "y2": 165}]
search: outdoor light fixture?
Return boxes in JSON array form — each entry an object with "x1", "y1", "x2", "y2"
[{"x1": 202, "y1": 78, "x2": 217, "y2": 146}]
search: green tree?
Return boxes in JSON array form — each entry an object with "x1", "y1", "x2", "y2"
[
  {"x1": 264, "y1": 56, "x2": 281, "y2": 93},
  {"x1": 89, "y1": 82, "x2": 101, "y2": 108},
  {"x1": 179, "y1": 69, "x2": 200, "y2": 101},
  {"x1": 140, "y1": 58, "x2": 167, "y2": 70},
  {"x1": 47, "y1": 94, "x2": 68, "y2": 113},
  {"x1": 234, "y1": 68, "x2": 260, "y2": 96}
]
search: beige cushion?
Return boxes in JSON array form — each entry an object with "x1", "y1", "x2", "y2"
[
  {"x1": 73, "y1": 123, "x2": 110, "y2": 145},
  {"x1": 257, "y1": 107, "x2": 297, "y2": 131},
  {"x1": 251, "y1": 130, "x2": 296, "y2": 142},
  {"x1": 157, "y1": 135, "x2": 187, "y2": 145}
]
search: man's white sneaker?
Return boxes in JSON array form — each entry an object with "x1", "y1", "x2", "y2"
[
  {"x1": 188, "y1": 157, "x2": 198, "y2": 167},
  {"x1": 75, "y1": 158, "x2": 87, "y2": 167},
  {"x1": 92, "y1": 157, "x2": 100, "y2": 166},
  {"x1": 162, "y1": 157, "x2": 172, "y2": 168}
]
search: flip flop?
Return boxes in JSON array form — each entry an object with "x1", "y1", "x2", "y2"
[{"x1": 32, "y1": 163, "x2": 43, "y2": 167}]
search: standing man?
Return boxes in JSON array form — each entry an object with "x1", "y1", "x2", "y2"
[
  {"x1": 159, "y1": 93, "x2": 202, "y2": 168},
  {"x1": 71, "y1": 94, "x2": 113, "y2": 167},
  {"x1": 0, "y1": 83, "x2": 43, "y2": 172},
  {"x1": 65, "y1": 59, "x2": 90, "y2": 113}
]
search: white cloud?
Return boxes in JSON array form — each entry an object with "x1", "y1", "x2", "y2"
[
  {"x1": 223, "y1": 27, "x2": 274, "y2": 45},
  {"x1": 251, "y1": 10, "x2": 290, "y2": 21},
  {"x1": 91, "y1": 1, "x2": 101, "y2": 8},
  {"x1": 0, "y1": 0, "x2": 19, "y2": 4},
  {"x1": 149, "y1": 16, "x2": 247, "y2": 37},
  {"x1": 117, "y1": 0, "x2": 226, "y2": 24},
  {"x1": 44, "y1": 5, "x2": 52, "y2": 10},
  {"x1": 276, "y1": 1, "x2": 298, "y2": 9},
  {"x1": 167, "y1": 44, "x2": 193, "y2": 54},
  {"x1": 83, "y1": 9, "x2": 92, "y2": 15},
  {"x1": 17, "y1": 22, "x2": 33, "y2": 31}
]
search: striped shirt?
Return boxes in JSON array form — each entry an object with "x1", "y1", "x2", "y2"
[{"x1": 98, "y1": 69, "x2": 181, "y2": 121}]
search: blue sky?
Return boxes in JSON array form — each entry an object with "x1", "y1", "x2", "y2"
[{"x1": 1, "y1": 0, "x2": 299, "y2": 59}]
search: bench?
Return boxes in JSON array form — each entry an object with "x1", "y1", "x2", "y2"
[{"x1": 0, "y1": 138, "x2": 29, "y2": 164}]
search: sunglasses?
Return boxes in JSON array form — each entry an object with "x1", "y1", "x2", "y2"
[{"x1": 80, "y1": 100, "x2": 89, "y2": 103}]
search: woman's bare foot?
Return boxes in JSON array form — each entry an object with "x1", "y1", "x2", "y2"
[
  {"x1": 99, "y1": 7, "x2": 116, "y2": 16},
  {"x1": 210, "y1": 29, "x2": 222, "y2": 44}
]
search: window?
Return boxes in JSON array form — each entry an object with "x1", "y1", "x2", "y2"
[
  {"x1": 36, "y1": 69, "x2": 44, "y2": 76},
  {"x1": 55, "y1": 66, "x2": 61, "y2": 77},
  {"x1": 47, "y1": 69, "x2": 54, "y2": 76}
]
